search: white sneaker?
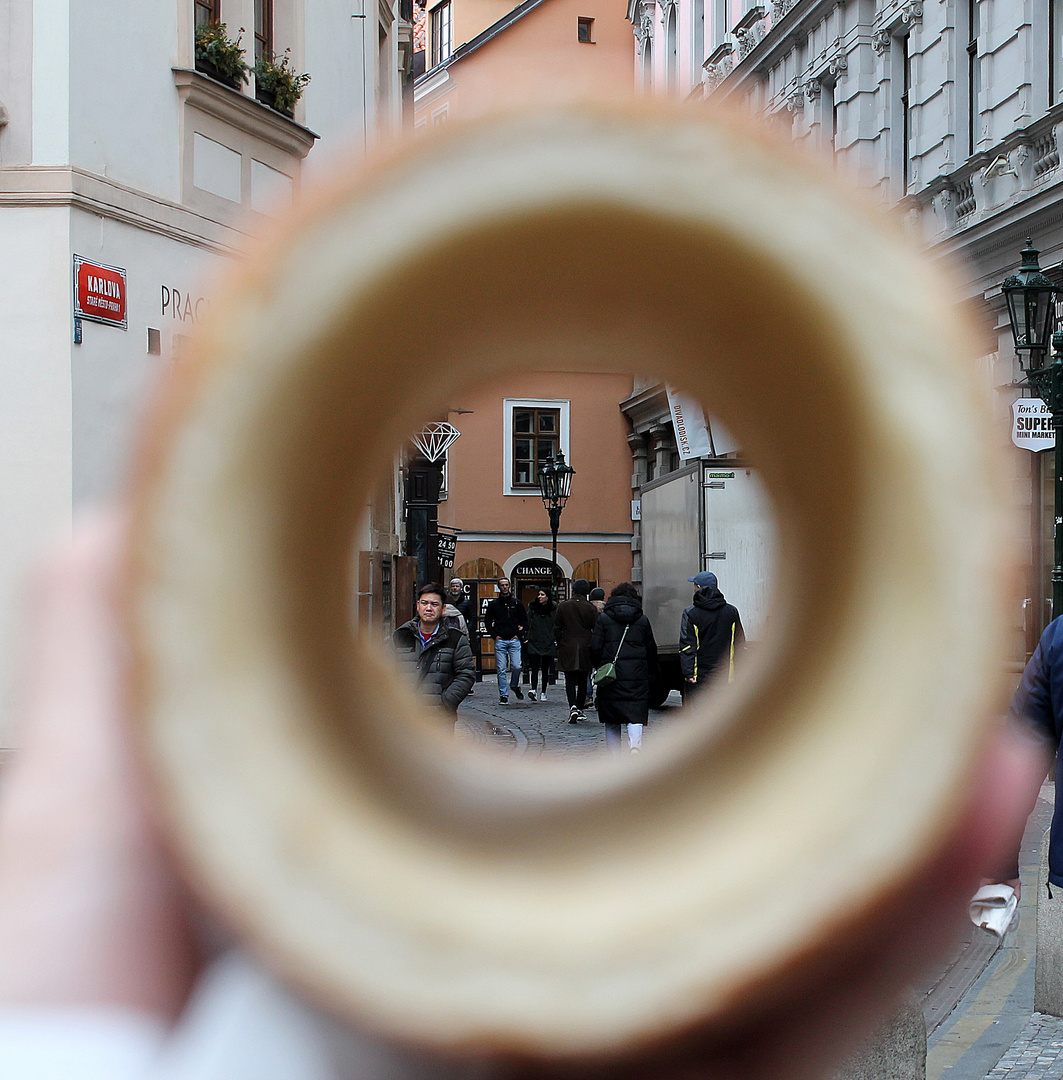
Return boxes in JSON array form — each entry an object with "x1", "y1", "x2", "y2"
[
  {"x1": 540, "y1": 691, "x2": 547, "y2": 702},
  {"x1": 528, "y1": 689, "x2": 537, "y2": 701}
]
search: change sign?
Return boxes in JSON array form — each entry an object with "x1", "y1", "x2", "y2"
[
  {"x1": 73, "y1": 255, "x2": 127, "y2": 329},
  {"x1": 1013, "y1": 398, "x2": 1055, "y2": 452}
]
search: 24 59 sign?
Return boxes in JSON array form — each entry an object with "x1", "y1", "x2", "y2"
[{"x1": 73, "y1": 255, "x2": 127, "y2": 329}]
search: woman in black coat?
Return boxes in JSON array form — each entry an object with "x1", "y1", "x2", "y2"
[{"x1": 589, "y1": 582, "x2": 658, "y2": 755}]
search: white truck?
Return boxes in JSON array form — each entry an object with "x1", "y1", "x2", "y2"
[{"x1": 640, "y1": 461, "x2": 775, "y2": 706}]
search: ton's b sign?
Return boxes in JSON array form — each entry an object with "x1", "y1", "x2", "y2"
[{"x1": 1012, "y1": 398, "x2": 1055, "y2": 452}]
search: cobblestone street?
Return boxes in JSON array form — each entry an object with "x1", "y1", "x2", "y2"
[
  {"x1": 455, "y1": 678, "x2": 685, "y2": 758},
  {"x1": 983, "y1": 1014, "x2": 1063, "y2": 1079}
]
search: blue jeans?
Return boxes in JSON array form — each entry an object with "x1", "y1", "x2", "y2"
[{"x1": 494, "y1": 637, "x2": 521, "y2": 697}]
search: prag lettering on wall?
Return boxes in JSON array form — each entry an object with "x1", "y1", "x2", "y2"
[{"x1": 161, "y1": 286, "x2": 208, "y2": 323}]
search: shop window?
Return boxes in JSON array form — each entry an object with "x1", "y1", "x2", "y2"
[
  {"x1": 195, "y1": 0, "x2": 220, "y2": 28},
  {"x1": 503, "y1": 398, "x2": 570, "y2": 494},
  {"x1": 431, "y1": 0, "x2": 453, "y2": 67},
  {"x1": 578, "y1": 17, "x2": 595, "y2": 42}
]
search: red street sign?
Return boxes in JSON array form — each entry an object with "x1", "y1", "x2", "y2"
[{"x1": 73, "y1": 255, "x2": 127, "y2": 329}]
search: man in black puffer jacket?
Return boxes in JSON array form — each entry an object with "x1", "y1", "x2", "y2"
[
  {"x1": 393, "y1": 582, "x2": 476, "y2": 715},
  {"x1": 679, "y1": 571, "x2": 745, "y2": 696}
]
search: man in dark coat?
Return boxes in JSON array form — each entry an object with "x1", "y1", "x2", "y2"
[
  {"x1": 1001, "y1": 616, "x2": 1063, "y2": 896},
  {"x1": 447, "y1": 578, "x2": 477, "y2": 636},
  {"x1": 590, "y1": 582, "x2": 657, "y2": 754},
  {"x1": 553, "y1": 578, "x2": 599, "y2": 722},
  {"x1": 393, "y1": 582, "x2": 475, "y2": 716},
  {"x1": 483, "y1": 577, "x2": 527, "y2": 704},
  {"x1": 679, "y1": 571, "x2": 745, "y2": 697}
]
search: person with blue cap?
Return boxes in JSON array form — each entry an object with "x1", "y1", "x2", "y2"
[{"x1": 679, "y1": 571, "x2": 745, "y2": 697}]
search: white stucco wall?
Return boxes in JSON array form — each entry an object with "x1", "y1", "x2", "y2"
[
  {"x1": 69, "y1": 211, "x2": 229, "y2": 506},
  {"x1": 0, "y1": 208, "x2": 75, "y2": 734}
]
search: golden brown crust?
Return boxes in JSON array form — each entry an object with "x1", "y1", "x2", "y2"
[{"x1": 121, "y1": 103, "x2": 1014, "y2": 1066}]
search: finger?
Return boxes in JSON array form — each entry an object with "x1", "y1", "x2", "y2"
[{"x1": 0, "y1": 511, "x2": 197, "y2": 1018}]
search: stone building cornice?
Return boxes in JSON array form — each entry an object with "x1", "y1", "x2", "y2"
[{"x1": 0, "y1": 165, "x2": 244, "y2": 253}]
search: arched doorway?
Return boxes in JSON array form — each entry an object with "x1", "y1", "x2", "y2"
[
  {"x1": 511, "y1": 557, "x2": 558, "y2": 610},
  {"x1": 571, "y1": 558, "x2": 600, "y2": 592},
  {"x1": 503, "y1": 547, "x2": 574, "y2": 608}
]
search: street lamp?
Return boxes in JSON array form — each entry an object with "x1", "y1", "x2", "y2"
[
  {"x1": 1001, "y1": 239, "x2": 1063, "y2": 620},
  {"x1": 537, "y1": 451, "x2": 575, "y2": 592}
]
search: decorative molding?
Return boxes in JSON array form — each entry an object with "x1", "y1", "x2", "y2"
[
  {"x1": 804, "y1": 78, "x2": 822, "y2": 103},
  {"x1": 786, "y1": 86, "x2": 805, "y2": 113},
  {"x1": 735, "y1": 19, "x2": 767, "y2": 58},
  {"x1": 703, "y1": 44, "x2": 735, "y2": 90},
  {"x1": 732, "y1": 3, "x2": 766, "y2": 58},
  {"x1": 827, "y1": 49, "x2": 847, "y2": 77},
  {"x1": 900, "y1": 0, "x2": 923, "y2": 25},
  {"x1": 0, "y1": 165, "x2": 242, "y2": 253},
  {"x1": 461, "y1": 533, "x2": 635, "y2": 545},
  {"x1": 633, "y1": 0, "x2": 655, "y2": 48},
  {"x1": 172, "y1": 68, "x2": 317, "y2": 160},
  {"x1": 872, "y1": 29, "x2": 892, "y2": 53}
]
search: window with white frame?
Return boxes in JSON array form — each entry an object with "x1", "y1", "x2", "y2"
[
  {"x1": 503, "y1": 399, "x2": 570, "y2": 494},
  {"x1": 431, "y1": 0, "x2": 453, "y2": 67}
]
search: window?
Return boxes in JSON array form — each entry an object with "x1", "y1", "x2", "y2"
[
  {"x1": 578, "y1": 17, "x2": 594, "y2": 42},
  {"x1": 691, "y1": 0, "x2": 705, "y2": 75},
  {"x1": 503, "y1": 399, "x2": 570, "y2": 494},
  {"x1": 513, "y1": 408, "x2": 559, "y2": 486},
  {"x1": 967, "y1": 0, "x2": 980, "y2": 153},
  {"x1": 431, "y1": 1, "x2": 453, "y2": 67},
  {"x1": 1054, "y1": 0, "x2": 1063, "y2": 103},
  {"x1": 195, "y1": 0, "x2": 220, "y2": 28},
  {"x1": 254, "y1": 0, "x2": 273, "y2": 61},
  {"x1": 665, "y1": 6, "x2": 678, "y2": 93}
]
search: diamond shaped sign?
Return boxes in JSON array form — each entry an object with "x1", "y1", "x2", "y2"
[{"x1": 411, "y1": 422, "x2": 461, "y2": 462}]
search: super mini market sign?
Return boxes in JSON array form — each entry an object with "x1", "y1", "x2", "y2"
[
  {"x1": 1013, "y1": 398, "x2": 1055, "y2": 452},
  {"x1": 73, "y1": 255, "x2": 127, "y2": 329}
]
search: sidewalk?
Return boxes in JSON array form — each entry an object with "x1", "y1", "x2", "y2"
[
  {"x1": 458, "y1": 680, "x2": 1063, "y2": 1079},
  {"x1": 925, "y1": 781, "x2": 1054, "y2": 1079}
]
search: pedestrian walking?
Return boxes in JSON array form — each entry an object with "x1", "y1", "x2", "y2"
[
  {"x1": 446, "y1": 578, "x2": 477, "y2": 636},
  {"x1": 989, "y1": 616, "x2": 1063, "y2": 901},
  {"x1": 525, "y1": 587, "x2": 558, "y2": 701},
  {"x1": 392, "y1": 582, "x2": 476, "y2": 716},
  {"x1": 446, "y1": 577, "x2": 479, "y2": 692},
  {"x1": 586, "y1": 587, "x2": 606, "y2": 707},
  {"x1": 554, "y1": 577, "x2": 599, "y2": 723},
  {"x1": 679, "y1": 571, "x2": 745, "y2": 698},
  {"x1": 483, "y1": 576, "x2": 527, "y2": 704},
  {"x1": 590, "y1": 582, "x2": 658, "y2": 754}
]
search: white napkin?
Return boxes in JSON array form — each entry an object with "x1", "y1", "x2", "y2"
[{"x1": 969, "y1": 884, "x2": 1018, "y2": 937}]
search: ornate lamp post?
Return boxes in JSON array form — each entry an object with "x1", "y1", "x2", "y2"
[
  {"x1": 537, "y1": 451, "x2": 575, "y2": 592},
  {"x1": 1001, "y1": 240, "x2": 1063, "y2": 619}
]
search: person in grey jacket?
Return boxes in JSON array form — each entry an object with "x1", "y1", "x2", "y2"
[{"x1": 392, "y1": 582, "x2": 475, "y2": 715}]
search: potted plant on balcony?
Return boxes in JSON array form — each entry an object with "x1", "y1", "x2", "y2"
[
  {"x1": 194, "y1": 23, "x2": 250, "y2": 89},
  {"x1": 254, "y1": 50, "x2": 311, "y2": 117}
]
